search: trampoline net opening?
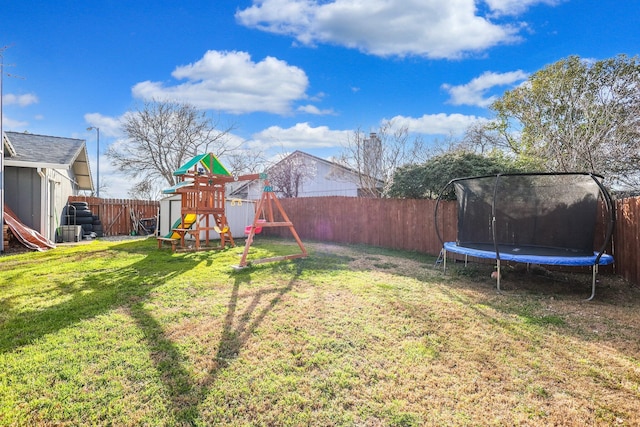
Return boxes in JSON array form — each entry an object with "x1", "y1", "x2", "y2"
[{"x1": 453, "y1": 174, "x2": 602, "y2": 257}]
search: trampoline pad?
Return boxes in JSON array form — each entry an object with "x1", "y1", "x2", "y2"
[{"x1": 444, "y1": 242, "x2": 614, "y2": 266}]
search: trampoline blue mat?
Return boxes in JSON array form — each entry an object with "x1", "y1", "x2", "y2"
[{"x1": 444, "y1": 242, "x2": 614, "y2": 266}]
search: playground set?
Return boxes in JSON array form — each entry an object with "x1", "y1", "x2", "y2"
[{"x1": 157, "y1": 153, "x2": 307, "y2": 268}]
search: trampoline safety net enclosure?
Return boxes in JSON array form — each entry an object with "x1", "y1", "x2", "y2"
[{"x1": 435, "y1": 173, "x2": 615, "y2": 300}]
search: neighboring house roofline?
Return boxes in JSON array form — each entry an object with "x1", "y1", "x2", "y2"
[
  {"x1": 283, "y1": 150, "x2": 384, "y2": 187},
  {"x1": 228, "y1": 150, "x2": 384, "y2": 197},
  {"x1": 278, "y1": 150, "x2": 384, "y2": 186},
  {"x1": 283, "y1": 150, "x2": 361, "y2": 178}
]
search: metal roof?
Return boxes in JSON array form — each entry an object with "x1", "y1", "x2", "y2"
[{"x1": 3, "y1": 131, "x2": 93, "y2": 190}]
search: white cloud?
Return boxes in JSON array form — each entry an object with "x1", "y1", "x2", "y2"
[
  {"x1": 1, "y1": 115, "x2": 29, "y2": 129},
  {"x1": 296, "y1": 104, "x2": 335, "y2": 115},
  {"x1": 2, "y1": 93, "x2": 39, "y2": 107},
  {"x1": 249, "y1": 122, "x2": 350, "y2": 150},
  {"x1": 385, "y1": 113, "x2": 488, "y2": 135},
  {"x1": 484, "y1": 0, "x2": 563, "y2": 17},
  {"x1": 132, "y1": 50, "x2": 310, "y2": 115},
  {"x1": 442, "y1": 70, "x2": 529, "y2": 107},
  {"x1": 1, "y1": 93, "x2": 39, "y2": 130},
  {"x1": 84, "y1": 113, "x2": 124, "y2": 138},
  {"x1": 234, "y1": 0, "x2": 561, "y2": 58}
]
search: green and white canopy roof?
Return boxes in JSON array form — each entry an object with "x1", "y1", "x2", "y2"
[
  {"x1": 173, "y1": 153, "x2": 230, "y2": 177},
  {"x1": 163, "y1": 153, "x2": 231, "y2": 194}
]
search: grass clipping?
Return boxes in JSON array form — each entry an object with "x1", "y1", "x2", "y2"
[{"x1": 0, "y1": 237, "x2": 639, "y2": 426}]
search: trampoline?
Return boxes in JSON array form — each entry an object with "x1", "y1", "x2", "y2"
[{"x1": 434, "y1": 173, "x2": 615, "y2": 300}]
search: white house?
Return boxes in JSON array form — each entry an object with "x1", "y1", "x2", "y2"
[
  {"x1": 229, "y1": 151, "x2": 382, "y2": 200},
  {"x1": 2, "y1": 131, "x2": 93, "y2": 242}
]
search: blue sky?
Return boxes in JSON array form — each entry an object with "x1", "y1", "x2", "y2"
[{"x1": 3, "y1": 0, "x2": 639, "y2": 197}]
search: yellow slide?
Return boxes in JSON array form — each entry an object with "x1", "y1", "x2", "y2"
[{"x1": 166, "y1": 213, "x2": 197, "y2": 239}]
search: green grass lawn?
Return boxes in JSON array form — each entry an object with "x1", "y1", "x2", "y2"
[{"x1": 1, "y1": 237, "x2": 639, "y2": 426}]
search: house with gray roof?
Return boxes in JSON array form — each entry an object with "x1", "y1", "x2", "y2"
[{"x1": 2, "y1": 131, "x2": 93, "y2": 241}]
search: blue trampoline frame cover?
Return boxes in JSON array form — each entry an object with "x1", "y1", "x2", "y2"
[
  {"x1": 435, "y1": 173, "x2": 616, "y2": 300},
  {"x1": 443, "y1": 242, "x2": 614, "y2": 267}
]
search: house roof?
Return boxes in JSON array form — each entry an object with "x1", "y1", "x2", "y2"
[
  {"x1": 2, "y1": 133, "x2": 17, "y2": 156},
  {"x1": 277, "y1": 150, "x2": 385, "y2": 183},
  {"x1": 228, "y1": 150, "x2": 384, "y2": 196},
  {"x1": 3, "y1": 131, "x2": 93, "y2": 190}
]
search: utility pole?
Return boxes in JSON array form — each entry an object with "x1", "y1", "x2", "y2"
[
  {"x1": 1, "y1": 45, "x2": 22, "y2": 253},
  {"x1": 87, "y1": 127, "x2": 100, "y2": 197}
]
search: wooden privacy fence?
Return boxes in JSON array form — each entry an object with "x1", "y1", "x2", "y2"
[
  {"x1": 263, "y1": 196, "x2": 455, "y2": 256},
  {"x1": 264, "y1": 196, "x2": 640, "y2": 287},
  {"x1": 68, "y1": 196, "x2": 159, "y2": 236},
  {"x1": 614, "y1": 197, "x2": 640, "y2": 286},
  {"x1": 66, "y1": 195, "x2": 640, "y2": 286}
]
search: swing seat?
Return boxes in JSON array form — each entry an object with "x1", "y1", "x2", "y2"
[{"x1": 244, "y1": 219, "x2": 266, "y2": 235}]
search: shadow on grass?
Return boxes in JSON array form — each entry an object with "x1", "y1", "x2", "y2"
[
  {"x1": 0, "y1": 237, "x2": 338, "y2": 423},
  {"x1": 126, "y1": 258, "x2": 303, "y2": 424},
  {"x1": 0, "y1": 239, "x2": 195, "y2": 354}
]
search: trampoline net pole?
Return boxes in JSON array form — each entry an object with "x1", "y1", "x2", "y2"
[{"x1": 587, "y1": 265, "x2": 597, "y2": 301}]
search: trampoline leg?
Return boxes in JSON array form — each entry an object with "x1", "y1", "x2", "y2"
[
  {"x1": 496, "y1": 259, "x2": 501, "y2": 293},
  {"x1": 586, "y1": 265, "x2": 597, "y2": 301},
  {"x1": 443, "y1": 249, "x2": 447, "y2": 273}
]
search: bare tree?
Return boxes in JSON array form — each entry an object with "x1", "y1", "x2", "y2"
[
  {"x1": 490, "y1": 55, "x2": 640, "y2": 188},
  {"x1": 79, "y1": 179, "x2": 110, "y2": 198},
  {"x1": 461, "y1": 122, "x2": 504, "y2": 155},
  {"x1": 127, "y1": 180, "x2": 162, "y2": 201},
  {"x1": 336, "y1": 120, "x2": 425, "y2": 197},
  {"x1": 224, "y1": 148, "x2": 266, "y2": 176},
  {"x1": 107, "y1": 100, "x2": 236, "y2": 198},
  {"x1": 268, "y1": 151, "x2": 317, "y2": 198}
]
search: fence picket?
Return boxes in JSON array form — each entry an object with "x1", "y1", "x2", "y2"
[{"x1": 67, "y1": 196, "x2": 159, "y2": 237}]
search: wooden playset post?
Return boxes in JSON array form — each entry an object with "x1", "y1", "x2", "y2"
[{"x1": 158, "y1": 153, "x2": 235, "y2": 251}]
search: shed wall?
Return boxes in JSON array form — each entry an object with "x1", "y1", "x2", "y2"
[
  {"x1": 4, "y1": 166, "x2": 42, "y2": 232},
  {"x1": 158, "y1": 196, "x2": 257, "y2": 239}
]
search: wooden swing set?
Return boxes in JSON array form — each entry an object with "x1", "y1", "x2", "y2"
[
  {"x1": 235, "y1": 176, "x2": 307, "y2": 269},
  {"x1": 157, "y1": 153, "x2": 307, "y2": 268}
]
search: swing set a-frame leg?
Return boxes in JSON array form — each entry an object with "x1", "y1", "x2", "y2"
[{"x1": 234, "y1": 185, "x2": 307, "y2": 269}]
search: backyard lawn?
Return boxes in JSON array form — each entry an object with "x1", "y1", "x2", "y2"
[{"x1": 0, "y1": 237, "x2": 639, "y2": 426}]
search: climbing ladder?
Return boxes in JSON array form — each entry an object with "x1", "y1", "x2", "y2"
[{"x1": 213, "y1": 212, "x2": 234, "y2": 247}]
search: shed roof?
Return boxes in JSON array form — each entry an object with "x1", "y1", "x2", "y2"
[{"x1": 3, "y1": 131, "x2": 93, "y2": 190}]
